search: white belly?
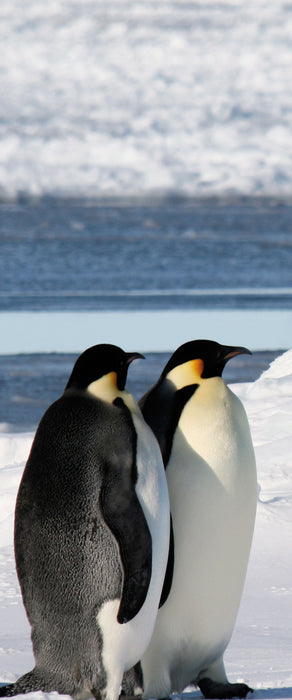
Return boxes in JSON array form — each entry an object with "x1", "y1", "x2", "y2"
[
  {"x1": 98, "y1": 411, "x2": 170, "y2": 700},
  {"x1": 141, "y1": 378, "x2": 257, "y2": 697}
]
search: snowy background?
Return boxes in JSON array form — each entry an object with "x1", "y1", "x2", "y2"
[
  {"x1": 0, "y1": 350, "x2": 292, "y2": 698},
  {"x1": 1, "y1": 0, "x2": 292, "y2": 199}
]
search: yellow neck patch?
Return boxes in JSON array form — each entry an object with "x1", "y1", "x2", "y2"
[
  {"x1": 87, "y1": 370, "x2": 139, "y2": 413},
  {"x1": 167, "y1": 358, "x2": 204, "y2": 389},
  {"x1": 87, "y1": 371, "x2": 119, "y2": 403}
]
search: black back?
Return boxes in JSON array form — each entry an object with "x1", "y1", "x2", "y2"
[{"x1": 15, "y1": 391, "x2": 152, "y2": 640}]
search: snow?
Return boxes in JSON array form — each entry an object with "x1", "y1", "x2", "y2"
[
  {"x1": 0, "y1": 350, "x2": 292, "y2": 698},
  {"x1": 1, "y1": 0, "x2": 292, "y2": 198}
]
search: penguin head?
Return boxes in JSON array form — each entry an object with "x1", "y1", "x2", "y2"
[
  {"x1": 162, "y1": 339, "x2": 251, "y2": 388},
  {"x1": 65, "y1": 344, "x2": 144, "y2": 394}
]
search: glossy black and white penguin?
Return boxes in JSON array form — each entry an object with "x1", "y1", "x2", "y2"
[
  {"x1": 0, "y1": 344, "x2": 170, "y2": 700},
  {"x1": 137, "y1": 340, "x2": 257, "y2": 699}
]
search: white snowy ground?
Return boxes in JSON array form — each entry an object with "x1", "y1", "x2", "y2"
[
  {"x1": 0, "y1": 349, "x2": 291, "y2": 699},
  {"x1": 1, "y1": 0, "x2": 292, "y2": 198}
]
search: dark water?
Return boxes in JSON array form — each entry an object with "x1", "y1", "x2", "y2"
[
  {"x1": 0, "y1": 350, "x2": 280, "y2": 432},
  {"x1": 0, "y1": 195, "x2": 291, "y2": 311},
  {"x1": 0, "y1": 195, "x2": 290, "y2": 429}
]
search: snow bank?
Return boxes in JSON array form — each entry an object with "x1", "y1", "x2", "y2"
[
  {"x1": 0, "y1": 434, "x2": 33, "y2": 548},
  {"x1": 226, "y1": 351, "x2": 292, "y2": 694}
]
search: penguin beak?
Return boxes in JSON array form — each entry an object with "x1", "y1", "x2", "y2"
[
  {"x1": 222, "y1": 345, "x2": 252, "y2": 362},
  {"x1": 125, "y1": 352, "x2": 145, "y2": 366}
]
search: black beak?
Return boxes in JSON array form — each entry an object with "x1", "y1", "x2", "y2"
[
  {"x1": 222, "y1": 345, "x2": 252, "y2": 363},
  {"x1": 125, "y1": 352, "x2": 145, "y2": 366}
]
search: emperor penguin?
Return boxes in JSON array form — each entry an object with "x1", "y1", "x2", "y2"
[
  {"x1": 0, "y1": 344, "x2": 170, "y2": 700},
  {"x1": 135, "y1": 340, "x2": 257, "y2": 699}
]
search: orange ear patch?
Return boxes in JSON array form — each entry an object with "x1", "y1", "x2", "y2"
[
  {"x1": 167, "y1": 358, "x2": 204, "y2": 389},
  {"x1": 192, "y1": 358, "x2": 204, "y2": 378}
]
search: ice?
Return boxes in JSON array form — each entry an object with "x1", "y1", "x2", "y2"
[{"x1": 0, "y1": 0, "x2": 292, "y2": 198}]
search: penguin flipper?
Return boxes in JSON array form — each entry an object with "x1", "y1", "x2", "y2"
[
  {"x1": 100, "y1": 465, "x2": 152, "y2": 624},
  {"x1": 159, "y1": 515, "x2": 174, "y2": 607}
]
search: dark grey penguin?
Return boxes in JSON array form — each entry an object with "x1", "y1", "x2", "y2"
[
  {"x1": 0, "y1": 344, "x2": 170, "y2": 700},
  {"x1": 125, "y1": 339, "x2": 257, "y2": 700}
]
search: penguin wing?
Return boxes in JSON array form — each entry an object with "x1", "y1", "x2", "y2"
[
  {"x1": 140, "y1": 381, "x2": 199, "y2": 467},
  {"x1": 100, "y1": 475, "x2": 152, "y2": 623},
  {"x1": 139, "y1": 380, "x2": 176, "y2": 465},
  {"x1": 100, "y1": 398, "x2": 152, "y2": 624},
  {"x1": 159, "y1": 514, "x2": 174, "y2": 607}
]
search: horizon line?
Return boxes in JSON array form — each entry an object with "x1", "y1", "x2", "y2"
[{"x1": 0, "y1": 287, "x2": 292, "y2": 298}]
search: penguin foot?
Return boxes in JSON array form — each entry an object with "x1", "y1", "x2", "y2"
[
  {"x1": 198, "y1": 679, "x2": 253, "y2": 699},
  {"x1": 121, "y1": 663, "x2": 143, "y2": 698},
  {"x1": 0, "y1": 684, "x2": 13, "y2": 697}
]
